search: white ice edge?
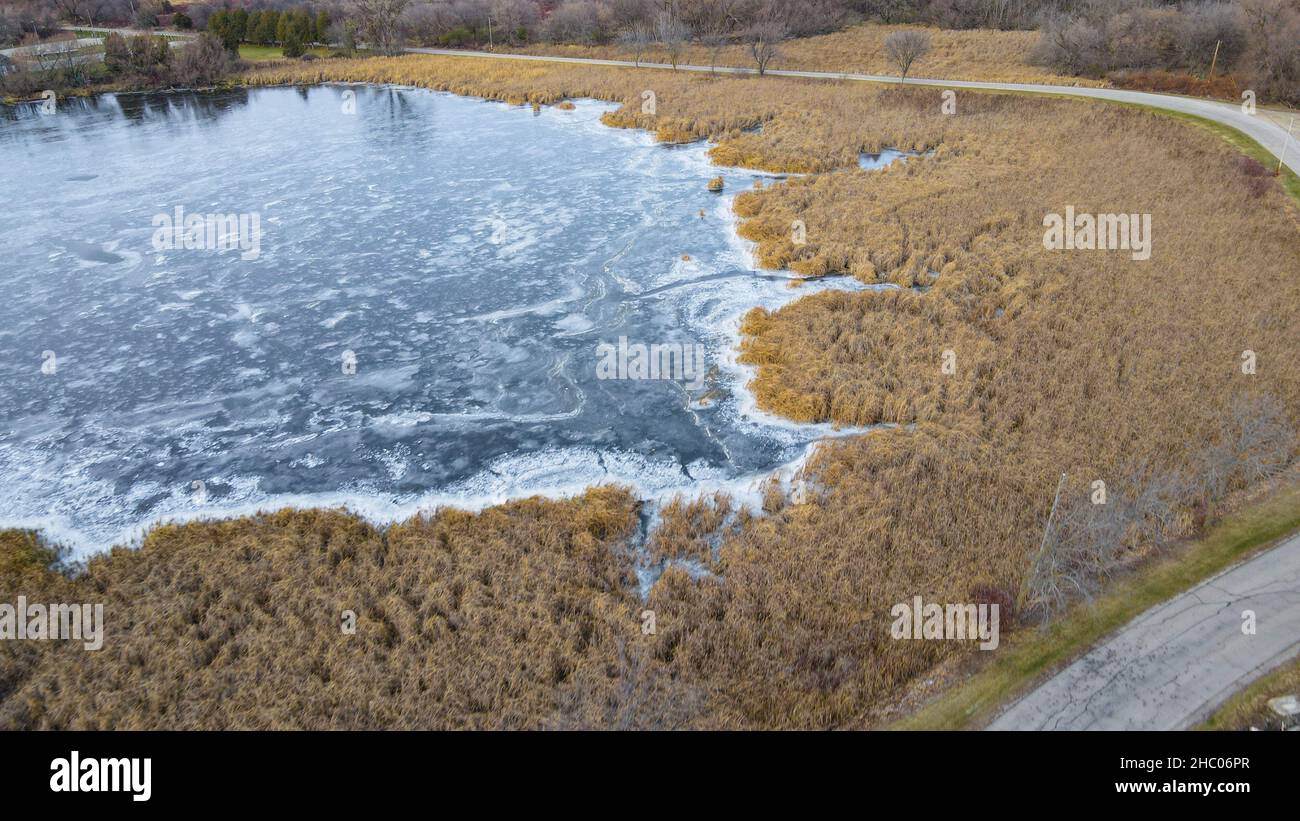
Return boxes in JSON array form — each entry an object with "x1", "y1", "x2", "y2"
[{"x1": 4, "y1": 86, "x2": 898, "y2": 562}]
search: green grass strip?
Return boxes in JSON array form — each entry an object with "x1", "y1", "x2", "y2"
[{"x1": 891, "y1": 481, "x2": 1300, "y2": 730}]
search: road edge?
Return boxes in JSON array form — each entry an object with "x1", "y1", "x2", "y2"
[{"x1": 887, "y1": 479, "x2": 1300, "y2": 731}]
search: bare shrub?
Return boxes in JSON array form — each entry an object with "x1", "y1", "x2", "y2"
[
  {"x1": 1241, "y1": 0, "x2": 1300, "y2": 104},
  {"x1": 0, "y1": 9, "x2": 20, "y2": 49},
  {"x1": 102, "y1": 31, "x2": 130, "y2": 74},
  {"x1": 490, "y1": 0, "x2": 541, "y2": 44},
  {"x1": 1223, "y1": 393, "x2": 1297, "y2": 484},
  {"x1": 884, "y1": 29, "x2": 930, "y2": 80},
  {"x1": 1244, "y1": 175, "x2": 1271, "y2": 198},
  {"x1": 1176, "y1": 0, "x2": 1248, "y2": 73},
  {"x1": 399, "y1": 3, "x2": 452, "y2": 46},
  {"x1": 1024, "y1": 470, "x2": 1183, "y2": 620},
  {"x1": 1031, "y1": 11, "x2": 1111, "y2": 75},
  {"x1": 697, "y1": 27, "x2": 727, "y2": 74},
  {"x1": 777, "y1": 0, "x2": 851, "y2": 38},
  {"x1": 541, "y1": 0, "x2": 609, "y2": 44},
  {"x1": 1025, "y1": 393, "x2": 1295, "y2": 621},
  {"x1": 969, "y1": 582, "x2": 1017, "y2": 628},
  {"x1": 170, "y1": 32, "x2": 234, "y2": 88}
]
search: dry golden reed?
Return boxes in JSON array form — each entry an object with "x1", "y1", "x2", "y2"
[
  {"x1": 1, "y1": 491, "x2": 653, "y2": 729},
  {"x1": 501, "y1": 22, "x2": 1104, "y2": 86},
  {"x1": 2, "y1": 52, "x2": 1296, "y2": 728}
]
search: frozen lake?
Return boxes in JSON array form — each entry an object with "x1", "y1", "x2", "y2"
[{"x1": 0, "y1": 85, "x2": 869, "y2": 555}]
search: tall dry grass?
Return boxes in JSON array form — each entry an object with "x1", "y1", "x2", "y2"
[
  {"x1": 500, "y1": 23, "x2": 1104, "y2": 86},
  {"x1": 245, "y1": 55, "x2": 949, "y2": 172},
  {"x1": 2, "y1": 53, "x2": 1296, "y2": 728},
  {"x1": 0, "y1": 491, "x2": 657, "y2": 729}
]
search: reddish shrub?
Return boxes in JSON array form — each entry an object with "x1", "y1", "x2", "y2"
[
  {"x1": 1236, "y1": 155, "x2": 1270, "y2": 177},
  {"x1": 968, "y1": 583, "x2": 1016, "y2": 629},
  {"x1": 1108, "y1": 69, "x2": 1244, "y2": 100}
]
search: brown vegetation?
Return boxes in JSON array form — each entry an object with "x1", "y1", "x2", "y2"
[
  {"x1": 2, "y1": 52, "x2": 1297, "y2": 728},
  {"x1": 1, "y1": 491, "x2": 653, "y2": 729},
  {"x1": 504, "y1": 22, "x2": 1103, "y2": 86},
  {"x1": 1107, "y1": 68, "x2": 1244, "y2": 100},
  {"x1": 246, "y1": 54, "x2": 952, "y2": 173},
  {"x1": 1033, "y1": 0, "x2": 1300, "y2": 104}
]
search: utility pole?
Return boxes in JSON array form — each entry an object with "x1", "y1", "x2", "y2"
[
  {"x1": 1208, "y1": 39, "x2": 1221, "y2": 79},
  {"x1": 1278, "y1": 115, "x2": 1295, "y2": 177},
  {"x1": 487, "y1": 15, "x2": 493, "y2": 49}
]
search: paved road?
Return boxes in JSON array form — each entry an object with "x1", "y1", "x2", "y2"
[
  {"x1": 987, "y1": 532, "x2": 1300, "y2": 730},
  {"x1": 41, "y1": 32, "x2": 1296, "y2": 171},
  {"x1": 406, "y1": 48, "x2": 1299, "y2": 175},
  {"x1": 58, "y1": 25, "x2": 193, "y2": 39}
]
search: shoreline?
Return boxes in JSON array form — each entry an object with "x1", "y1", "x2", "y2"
[
  {"x1": 4, "y1": 52, "x2": 1296, "y2": 730},
  {"x1": 0, "y1": 83, "x2": 880, "y2": 562}
]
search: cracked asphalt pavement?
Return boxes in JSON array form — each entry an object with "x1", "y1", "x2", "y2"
[{"x1": 988, "y1": 532, "x2": 1300, "y2": 730}]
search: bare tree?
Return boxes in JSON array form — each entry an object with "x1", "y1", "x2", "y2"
[
  {"x1": 746, "y1": 18, "x2": 784, "y2": 76},
  {"x1": 52, "y1": 0, "x2": 123, "y2": 28},
  {"x1": 1241, "y1": 0, "x2": 1300, "y2": 105},
  {"x1": 617, "y1": 22, "x2": 653, "y2": 66},
  {"x1": 170, "y1": 32, "x2": 233, "y2": 87},
  {"x1": 884, "y1": 29, "x2": 930, "y2": 82},
  {"x1": 353, "y1": 0, "x2": 410, "y2": 56},
  {"x1": 541, "y1": 0, "x2": 604, "y2": 44},
  {"x1": 653, "y1": 10, "x2": 689, "y2": 70},
  {"x1": 31, "y1": 40, "x2": 81, "y2": 75},
  {"x1": 1225, "y1": 392, "x2": 1296, "y2": 484},
  {"x1": 489, "y1": 0, "x2": 539, "y2": 45},
  {"x1": 698, "y1": 28, "x2": 726, "y2": 75}
]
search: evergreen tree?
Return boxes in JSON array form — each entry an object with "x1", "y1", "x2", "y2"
[
  {"x1": 254, "y1": 10, "x2": 279, "y2": 45},
  {"x1": 230, "y1": 8, "x2": 249, "y2": 43},
  {"x1": 283, "y1": 28, "x2": 305, "y2": 58},
  {"x1": 315, "y1": 11, "x2": 331, "y2": 45},
  {"x1": 247, "y1": 10, "x2": 265, "y2": 44},
  {"x1": 296, "y1": 9, "x2": 315, "y2": 44},
  {"x1": 207, "y1": 10, "x2": 241, "y2": 53}
]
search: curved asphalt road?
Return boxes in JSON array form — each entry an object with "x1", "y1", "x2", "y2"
[
  {"x1": 48, "y1": 30, "x2": 1297, "y2": 172},
  {"x1": 406, "y1": 47, "x2": 1299, "y2": 175},
  {"x1": 988, "y1": 532, "x2": 1300, "y2": 730}
]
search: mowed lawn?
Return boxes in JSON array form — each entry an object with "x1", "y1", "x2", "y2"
[{"x1": 238, "y1": 44, "x2": 333, "y2": 62}]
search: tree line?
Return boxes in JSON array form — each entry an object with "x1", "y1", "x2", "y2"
[
  {"x1": 206, "y1": 6, "x2": 333, "y2": 56},
  {"x1": 1030, "y1": 0, "x2": 1299, "y2": 103},
  {"x1": 4, "y1": 0, "x2": 1296, "y2": 101}
]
